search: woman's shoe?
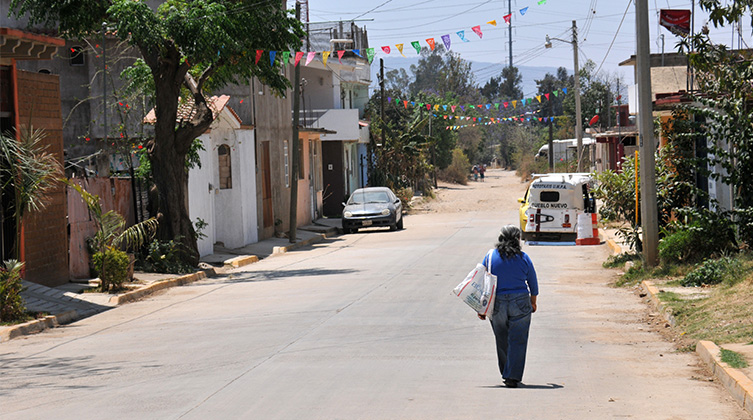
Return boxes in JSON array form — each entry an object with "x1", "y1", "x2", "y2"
[{"x1": 504, "y1": 379, "x2": 519, "y2": 388}]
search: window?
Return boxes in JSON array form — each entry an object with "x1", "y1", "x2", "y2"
[
  {"x1": 539, "y1": 191, "x2": 560, "y2": 202},
  {"x1": 218, "y1": 145, "x2": 232, "y2": 189},
  {"x1": 70, "y1": 46, "x2": 84, "y2": 66},
  {"x1": 283, "y1": 140, "x2": 289, "y2": 188}
]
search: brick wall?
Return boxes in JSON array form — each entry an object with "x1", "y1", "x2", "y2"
[{"x1": 16, "y1": 70, "x2": 69, "y2": 287}]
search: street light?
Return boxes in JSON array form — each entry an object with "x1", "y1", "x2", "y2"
[{"x1": 545, "y1": 20, "x2": 584, "y2": 173}]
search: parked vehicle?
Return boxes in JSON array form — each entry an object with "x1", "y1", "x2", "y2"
[
  {"x1": 342, "y1": 187, "x2": 404, "y2": 234},
  {"x1": 518, "y1": 173, "x2": 595, "y2": 241}
]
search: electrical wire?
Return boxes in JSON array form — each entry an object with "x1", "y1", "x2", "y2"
[{"x1": 594, "y1": 0, "x2": 632, "y2": 76}]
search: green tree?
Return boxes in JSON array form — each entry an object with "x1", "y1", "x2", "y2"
[
  {"x1": 11, "y1": 0, "x2": 304, "y2": 265},
  {"x1": 681, "y1": 0, "x2": 753, "y2": 243},
  {"x1": 499, "y1": 66, "x2": 523, "y2": 100}
]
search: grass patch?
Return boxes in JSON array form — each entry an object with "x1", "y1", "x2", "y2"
[
  {"x1": 613, "y1": 261, "x2": 685, "y2": 287},
  {"x1": 603, "y1": 253, "x2": 641, "y2": 269},
  {"x1": 658, "y1": 291, "x2": 684, "y2": 302},
  {"x1": 0, "y1": 311, "x2": 50, "y2": 326},
  {"x1": 662, "y1": 279, "x2": 753, "y2": 344},
  {"x1": 720, "y1": 348, "x2": 749, "y2": 369}
]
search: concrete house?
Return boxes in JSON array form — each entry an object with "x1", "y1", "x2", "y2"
[
  {"x1": 301, "y1": 22, "x2": 372, "y2": 217},
  {"x1": 147, "y1": 95, "x2": 259, "y2": 257}
]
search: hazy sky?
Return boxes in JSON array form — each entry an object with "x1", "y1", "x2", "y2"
[{"x1": 290, "y1": 0, "x2": 750, "y2": 88}]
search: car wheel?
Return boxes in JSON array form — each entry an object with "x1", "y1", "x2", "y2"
[
  {"x1": 397, "y1": 215, "x2": 404, "y2": 230},
  {"x1": 389, "y1": 218, "x2": 398, "y2": 231}
]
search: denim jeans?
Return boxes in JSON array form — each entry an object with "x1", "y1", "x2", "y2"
[{"x1": 489, "y1": 292, "x2": 532, "y2": 382}]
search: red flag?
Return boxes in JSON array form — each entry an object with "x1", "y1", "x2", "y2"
[
  {"x1": 545, "y1": 93, "x2": 550, "y2": 100},
  {"x1": 337, "y1": 50, "x2": 345, "y2": 63},
  {"x1": 589, "y1": 115, "x2": 600, "y2": 126},
  {"x1": 503, "y1": 102, "x2": 509, "y2": 108},
  {"x1": 660, "y1": 9, "x2": 691, "y2": 37},
  {"x1": 255, "y1": 50, "x2": 263, "y2": 64},
  {"x1": 426, "y1": 104, "x2": 431, "y2": 110},
  {"x1": 403, "y1": 100, "x2": 408, "y2": 109},
  {"x1": 471, "y1": 25, "x2": 483, "y2": 39},
  {"x1": 503, "y1": 13, "x2": 512, "y2": 25},
  {"x1": 382, "y1": 46, "x2": 391, "y2": 54}
]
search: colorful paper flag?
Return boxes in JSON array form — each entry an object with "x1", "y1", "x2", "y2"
[
  {"x1": 504, "y1": 102, "x2": 509, "y2": 108},
  {"x1": 426, "y1": 38, "x2": 436, "y2": 50},
  {"x1": 536, "y1": 95, "x2": 542, "y2": 103},
  {"x1": 352, "y1": 49, "x2": 361, "y2": 57},
  {"x1": 322, "y1": 51, "x2": 331, "y2": 66},
  {"x1": 294, "y1": 51, "x2": 304, "y2": 67},
  {"x1": 255, "y1": 50, "x2": 263, "y2": 64},
  {"x1": 388, "y1": 97, "x2": 392, "y2": 103},
  {"x1": 512, "y1": 100, "x2": 517, "y2": 108},
  {"x1": 396, "y1": 44, "x2": 405, "y2": 57},
  {"x1": 503, "y1": 13, "x2": 512, "y2": 25},
  {"x1": 520, "y1": 7, "x2": 529, "y2": 15},
  {"x1": 411, "y1": 41, "x2": 421, "y2": 54},
  {"x1": 337, "y1": 50, "x2": 345, "y2": 62},
  {"x1": 305, "y1": 51, "x2": 316, "y2": 66},
  {"x1": 282, "y1": 51, "x2": 291, "y2": 64},
  {"x1": 441, "y1": 34, "x2": 451, "y2": 50},
  {"x1": 366, "y1": 48, "x2": 375, "y2": 63},
  {"x1": 457, "y1": 31, "x2": 469, "y2": 42},
  {"x1": 545, "y1": 93, "x2": 550, "y2": 100},
  {"x1": 269, "y1": 51, "x2": 277, "y2": 66},
  {"x1": 382, "y1": 46, "x2": 391, "y2": 54},
  {"x1": 487, "y1": 20, "x2": 497, "y2": 26},
  {"x1": 404, "y1": 100, "x2": 408, "y2": 109},
  {"x1": 553, "y1": 91, "x2": 559, "y2": 97},
  {"x1": 471, "y1": 26, "x2": 483, "y2": 39},
  {"x1": 538, "y1": 0, "x2": 547, "y2": 4},
  {"x1": 562, "y1": 87, "x2": 567, "y2": 94},
  {"x1": 451, "y1": 105, "x2": 457, "y2": 112}
]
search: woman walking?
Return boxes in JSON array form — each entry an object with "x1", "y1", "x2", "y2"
[{"x1": 478, "y1": 225, "x2": 539, "y2": 388}]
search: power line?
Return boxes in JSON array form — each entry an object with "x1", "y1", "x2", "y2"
[{"x1": 594, "y1": 0, "x2": 632, "y2": 76}]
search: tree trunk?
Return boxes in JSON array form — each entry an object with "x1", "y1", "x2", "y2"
[{"x1": 141, "y1": 43, "x2": 216, "y2": 267}]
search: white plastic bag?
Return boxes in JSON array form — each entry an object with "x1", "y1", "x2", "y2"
[{"x1": 453, "y1": 250, "x2": 496, "y2": 316}]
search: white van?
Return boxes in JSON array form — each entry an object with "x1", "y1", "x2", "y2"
[{"x1": 518, "y1": 173, "x2": 595, "y2": 241}]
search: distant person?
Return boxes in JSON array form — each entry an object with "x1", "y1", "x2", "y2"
[
  {"x1": 478, "y1": 225, "x2": 539, "y2": 388},
  {"x1": 472, "y1": 165, "x2": 479, "y2": 181},
  {"x1": 479, "y1": 164, "x2": 486, "y2": 182}
]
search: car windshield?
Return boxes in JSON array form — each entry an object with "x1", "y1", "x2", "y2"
[{"x1": 348, "y1": 191, "x2": 390, "y2": 204}]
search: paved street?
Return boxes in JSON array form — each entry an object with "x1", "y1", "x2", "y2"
[{"x1": 0, "y1": 170, "x2": 748, "y2": 419}]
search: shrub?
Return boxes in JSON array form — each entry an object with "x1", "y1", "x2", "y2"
[
  {"x1": 681, "y1": 257, "x2": 741, "y2": 287},
  {"x1": 395, "y1": 187, "x2": 413, "y2": 210},
  {"x1": 660, "y1": 208, "x2": 736, "y2": 265},
  {"x1": 0, "y1": 260, "x2": 25, "y2": 322},
  {"x1": 438, "y1": 148, "x2": 469, "y2": 185},
  {"x1": 138, "y1": 238, "x2": 194, "y2": 274},
  {"x1": 92, "y1": 249, "x2": 130, "y2": 292}
]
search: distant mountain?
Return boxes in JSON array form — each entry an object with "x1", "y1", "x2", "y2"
[{"x1": 370, "y1": 56, "x2": 561, "y2": 98}]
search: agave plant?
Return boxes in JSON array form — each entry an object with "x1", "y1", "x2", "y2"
[
  {"x1": 0, "y1": 127, "x2": 62, "y2": 261},
  {"x1": 64, "y1": 180, "x2": 158, "y2": 290}
]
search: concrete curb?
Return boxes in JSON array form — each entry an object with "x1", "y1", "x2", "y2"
[
  {"x1": 109, "y1": 268, "x2": 216, "y2": 306},
  {"x1": 272, "y1": 233, "x2": 326, "y2": 255},
  {"x1": 224, "y1": 255, "x2": 259, "y2": 268},
  {"x1": 696, "y1": 340, "x2": 753, "y2": 417},
  {"x1": 640, "y1": 280, "x2": 677, "y2": 327},
  {"x1": 0, "y1": 310, "x2": 78, "y2": 343}
]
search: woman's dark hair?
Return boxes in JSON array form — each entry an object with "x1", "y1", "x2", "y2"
[{"x1": 496, "y1": 225, "x2": 522, "y2": 258}]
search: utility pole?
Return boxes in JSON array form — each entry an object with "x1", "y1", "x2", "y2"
[
  {"x1": 548, "y1": 104, "x2": 554, "y2": 173},
  {"x1": 508, "y1": 0, "x2": 513, "y2": 68},
  {"x1": 572, "y1": 20, "x2": 583, "y2": 172},
  {"x1": 289, "y1": 2, "x2": 302, "y2": 243},
  {"x1": 636, "y1": 0, "x2": 659, "y2": 265}
]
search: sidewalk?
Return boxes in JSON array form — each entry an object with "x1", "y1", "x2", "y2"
[
  {"x1": 601, "y1": 226, "x2": 753, "y2": 418},
  {"x1": 1, "y1": 218, "x2": 341, "y2": 343}
]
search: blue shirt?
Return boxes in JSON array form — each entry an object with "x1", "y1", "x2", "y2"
[{"x1": 482, "y1": 250, "x2": 539, "y2": 296}]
